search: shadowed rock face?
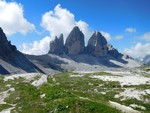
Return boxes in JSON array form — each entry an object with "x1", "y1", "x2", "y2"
[
  {"x1": 65, "y1": 26, "x2": 85, "y2": 55},
  {"x1": 49, "y1": 34, "x2": 64, "y2": 55},
  {"x1": 107, "y1": 44, "x2": 122, "y2": 59},
  {"x1": 86, "y1": 31, "x2": 108, "y2": 57},
  {"x1": 143, "y1": 55, "x2": 150, "y2": 64},
  {"x1": 0, "y1": 27, "x2": 17, "y2": 59}
]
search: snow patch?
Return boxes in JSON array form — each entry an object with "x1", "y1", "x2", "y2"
[{"x1": 109, "y1": 101, "x2": 140, "y2": 113}]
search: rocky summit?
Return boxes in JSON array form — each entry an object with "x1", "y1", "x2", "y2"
[
  {"x1": 49, "y1": 26, "x2": 132, "y2": 59},
  {"x1": 86, "y1": 31, "x2": 108, "y2": 57},
  {"x1": 65, "y1": 26, "x2": 85, "y2": 55},
  {"x1": 49, "y1": 34, "x2": 64, "y2": 55}
]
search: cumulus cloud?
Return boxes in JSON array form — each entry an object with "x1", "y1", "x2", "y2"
[
  {"x1": 20, "y1": 36, "x2": 51, "y2": 55},
  {"x1": 124, "y1": 42, "x2": 150, "y2": 59},
  {"x1": 0, "y1": 0, "x2": 35, "y2": 35},
  {"x1": 21, "y1": 4, "x2": 93, "y2": 55},
  {"x1": 125, "y1": 27, "x2": 136, "y2": 33},
  {"x1": 100, "y1": 31, "x2": 111, "y2": 41},
  {"x1": 41, "y1": 4, "x2": 92, "y2": 42},
  {"x1": 138, "y1": 32, "x2": 150, "y2": 42}
]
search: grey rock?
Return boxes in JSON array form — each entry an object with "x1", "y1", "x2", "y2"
[
  {"x1": 0, "y1": 27, "x2": 45, "y2": 75},
  {"x1": 65, "y1": 26, "x2": 85, "y2": 55},
  {"x1": 86, "y1": 31, "x2": 108, "y2": 57},
  {"x1": 123, "y1": 54, "x2": 131, "y2": 59},
  {"x1": 0, "y1": 27, "x2": 17, "y2": 59},
  {"x1": 49, "y1": 34, "x2": 64, "y2": 55},
  {"x1": 107, "y1": 44, "x2": 122, "y2": 59}
]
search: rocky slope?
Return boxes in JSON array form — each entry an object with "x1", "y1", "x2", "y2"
[{"x1": 0, "y1": 27, "x2": 45, "y2": 74}]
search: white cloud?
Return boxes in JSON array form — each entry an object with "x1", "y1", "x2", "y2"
[
  {"x1": 115, "y1": 35, "x2": 124, "y2": 40},
  {"x1": 0, "y1": 0, "x2": 35, "y2": 35},
  {"x1": 125, "y1": 27, "x2": 136, "y2": 33},
  {"x1": 124, "y1": 42, "x2": 150, "y2": 58},
  {"x1": 20, "y1": 36, "x2": 51, "y2": 55},
  {"x1": 41, "y1": 4, "x2": 92, "y2": 42},
  {"x1": 100, "y1": 31, "x2": 111, "y2": 41},
  {"x1": 138, "y1": 32, "x2": 150, "y2": 42}
]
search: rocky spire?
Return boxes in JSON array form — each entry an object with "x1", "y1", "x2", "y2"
[
  {"x1": 49, "y1": 34, "x2": 64, "y2": 55},
  {"x1": 65, "y1": 26, "x2": 85, "y2": 55},
  {"x1": 86, "y1": 31, "x2": 108, "y2": 57}
]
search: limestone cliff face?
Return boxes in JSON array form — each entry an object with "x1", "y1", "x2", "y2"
[
  {"x1": 86, "y1": 31, "x2": 108, "y2": 57},
  {"x1": 48, "y1": 26, "x2": 129, "y2": 60},
  {"x1": 65, "y1": 26, "x2": 85, "y2": 55},
  {"x1": 49, "y1": 34, "x2": 64, "y2": 55}
]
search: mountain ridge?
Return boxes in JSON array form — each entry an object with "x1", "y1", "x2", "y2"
[{"x1": 0, "y1": 27, "x2": 142, "y2": 75}]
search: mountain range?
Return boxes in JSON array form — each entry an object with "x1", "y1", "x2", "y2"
[{"x1": 0, "y1": 26, "x2": 142, "y2": 75}]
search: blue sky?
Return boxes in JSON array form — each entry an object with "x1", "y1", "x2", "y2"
[{"x1": 1, "y1": 0, "x2": 150, "y2": 58}]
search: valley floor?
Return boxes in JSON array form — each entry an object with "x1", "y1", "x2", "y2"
[{"x1": 0, "y1": 67, "x2": 150, "y2": 113}]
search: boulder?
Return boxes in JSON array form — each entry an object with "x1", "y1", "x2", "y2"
[
  {"x1": 86, "y1": 31, "x2": 108, "y2": 57},
  {"x1": 65, "y1": 26, "x2": 85, "y2": 55},
  {"x1": 49, "y1": 34, "x2": 64, "y2": 55}
]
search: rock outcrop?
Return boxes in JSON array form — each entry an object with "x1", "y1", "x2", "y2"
[
  {"x1": 0, "y1": 27, "x2": 17, "y2": 59},
  {"x1": 65, "y1": 26, "x2": 85, "y2": 55},
  {"x1": 107, "y1": 44, "x2": 122, "y2": 59},
  {"x1": 86, "y1": 31, "x2": 108, "y2": 57},
  {"x1": 49, "y1": 34, "x2": 64, "y2": 55}
]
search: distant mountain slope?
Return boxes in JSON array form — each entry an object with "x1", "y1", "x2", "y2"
[{"x1": 143, "y1": 55, "x2": 150, "y2": 64}]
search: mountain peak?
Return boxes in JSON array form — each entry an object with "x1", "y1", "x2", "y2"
[
  {"x1": 72, "y1": 26, "x2": 80, "y2": 31},
  {"x1": 65, "y1": 26, "x2": 85, "y2": 55}
]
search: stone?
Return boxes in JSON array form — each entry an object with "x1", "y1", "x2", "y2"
[
  {"x1": 65, "y1": 26, "x2": 85, "y2": 55},
  {"x1": 49, "y1": 34, "x2": 64, "y2": 55},
  {"x1": 86, "y1": 31, "x2": 108, "y2": 57}
]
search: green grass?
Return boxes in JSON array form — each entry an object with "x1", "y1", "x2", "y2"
[{"x1": 0, "y1": 72, "x2": 150, "y2": 112}]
